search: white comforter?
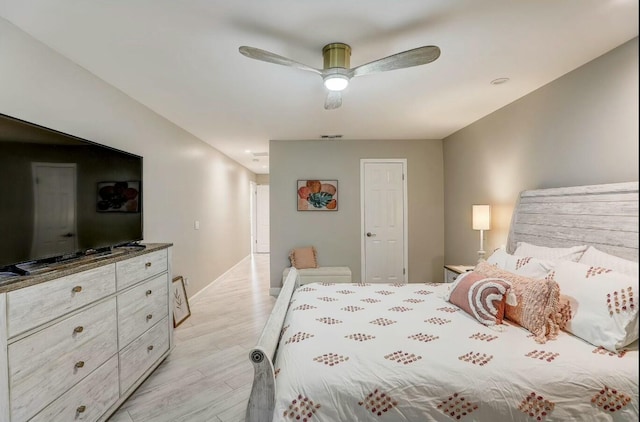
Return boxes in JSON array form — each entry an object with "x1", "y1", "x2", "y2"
[{"x1": 272, "y1": 282, "x2": 638, "y2": 421}]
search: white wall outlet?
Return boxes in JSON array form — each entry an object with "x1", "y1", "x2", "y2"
[
  {"x1": 184, "y1": 277, "x2": 189, "y2": 286},
  {"x1": 194, "y1": 220, "x2": 200, "y2": 230}
]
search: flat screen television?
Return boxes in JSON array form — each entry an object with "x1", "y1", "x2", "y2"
[{"x1": 0, "y1": 112, "x2": 143, "y2": 274}]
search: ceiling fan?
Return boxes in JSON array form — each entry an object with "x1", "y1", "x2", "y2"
[{"x1": 239, "y1": 43, "x2": 440, "y2": 110}]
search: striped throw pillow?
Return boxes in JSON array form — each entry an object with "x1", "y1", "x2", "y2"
[{"x1": 446, "y1": 271, "x2": 514, "y2": 326}]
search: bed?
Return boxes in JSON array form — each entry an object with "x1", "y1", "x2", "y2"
[{"x1": 246, "y1": 181, "x2": 639, "y2": 422}]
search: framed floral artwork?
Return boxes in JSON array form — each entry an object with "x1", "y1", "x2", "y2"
[
  {"x1": 297, "y1": 180, "x2": 338, "y2": 211},
  {"x1": 97, "y1": 181, "x2": 140, "y2": 212}
]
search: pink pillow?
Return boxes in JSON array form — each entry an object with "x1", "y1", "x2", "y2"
[
  {"x1": 446, "y1": 271, "x2": 513, "y2": 326},
  {"x1": 289, "y1": 247, "x2": 318, "y2": 269},
  {"x1": 475, "y1": 262, "x2": 560, "y2": 344}
]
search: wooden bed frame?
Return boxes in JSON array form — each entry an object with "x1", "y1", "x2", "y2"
[
  {"x1": 506, "y1": 182, "x2": 638, "y2": 261},
  {"x1": 245, "y1": 181, "x2": 639, "y2": 422},
  {"x1": 246, "y1": 266, "x2": 300, "y2": 422}
]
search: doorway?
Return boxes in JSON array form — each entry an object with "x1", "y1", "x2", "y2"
[
  {"x1": 249, "y1": 181, "x2": 257, "y2": 253},
  {"x1": 360, "y1": 159, "x2": 408, "y2": 283},
  {"x1": 255, "y1": 184, "x2": 270, "y2": 253}
]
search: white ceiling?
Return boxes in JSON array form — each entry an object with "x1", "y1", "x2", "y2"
[{"x1": 1, "y1": 1, "x2": 637, "y2": 174}]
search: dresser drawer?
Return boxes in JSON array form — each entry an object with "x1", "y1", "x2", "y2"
[
  {"x1": 7, "y1": 264, "x2": 116, "y2": 337},
  {"x1": 118, "y1": 273, "x2": 169, "y2": 348},
  {"x1": 30, "y1": 355, "x2": 119, "y2": 422},
  {"x1": 119, "y1": 316, "x2": 170, "y2": 393},
  {"x1": 8, "y1": 299, "x2": 118, "y2": 422},
  {"x1": 116, "y1": 249, "x2": 168, "y2": 290}
]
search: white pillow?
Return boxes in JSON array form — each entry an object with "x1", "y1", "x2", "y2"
[
  {"x1": 551, "y1": 260, "x2": 638, "y2": 352},
  {"x1": 578, "y1": 246, "x2": 638, "y2": 277},
  {"x1": 486, "y1": 247, "x2": 555, "y2": 279},
  {"x1": 514, "y1": 241, "x2": 587, "y2": 262},
  {"x1": 486, "y1": 247, "x2": 508, "y2": 268}
]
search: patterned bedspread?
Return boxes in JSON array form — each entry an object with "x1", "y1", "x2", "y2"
[{"x1": 272, "y1": 282, "x2": 638, "y2": 421}]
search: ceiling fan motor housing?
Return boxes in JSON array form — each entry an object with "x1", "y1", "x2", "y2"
[{"x1": 323, "y1": 43, "x2": 351, "y2": 69}]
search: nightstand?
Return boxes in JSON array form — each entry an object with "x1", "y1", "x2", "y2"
[{"x1": 443, "y1": 264, "x2": 475, "y2": 283}]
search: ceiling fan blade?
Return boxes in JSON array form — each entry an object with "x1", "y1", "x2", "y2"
[
  {"x1": 324, "y1": 91, "x2": 342, "y2": 110},
  {"x1": 349, "y1": 45, "x2": 440, "y2": 78},
  {"x1": 239, "y1": 46, "x2": 322, "y2": 75}
]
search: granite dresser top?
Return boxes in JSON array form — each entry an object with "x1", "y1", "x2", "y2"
[{"x1": 0, "y1": 243, "x2": 172, "y2": 293}]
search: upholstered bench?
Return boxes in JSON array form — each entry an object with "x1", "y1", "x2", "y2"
[{"x1": 283, "y1": 266, "x2": 352, "y2": 285}]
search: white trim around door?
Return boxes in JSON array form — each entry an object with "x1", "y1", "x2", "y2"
[{"x1": 360, "y1": 159, "x2": 408, "y2": 283}]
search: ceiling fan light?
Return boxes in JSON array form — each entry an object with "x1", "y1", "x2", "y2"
[{"x1": 324, "y1": 74, "x2": 349, "y2": 91}]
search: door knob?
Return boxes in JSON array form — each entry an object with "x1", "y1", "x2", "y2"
[{"x1": 366, "y1": 232, "x2": 376, "y2": 237}]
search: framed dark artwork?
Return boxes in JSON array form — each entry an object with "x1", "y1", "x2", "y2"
[
  {"x1": 172, "y1": 276, "x2": 191, "y2": 327},
  {"x1": 297, "y1": 180, "x2": 338, "y2": 211},
  {"x1": 97, "y1": 181, "x2": 140, "y2": 212}
]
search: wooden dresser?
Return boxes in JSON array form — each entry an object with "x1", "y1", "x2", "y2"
[{"x1": 0, "y1": 243, "x2": 173, "y2": 422}]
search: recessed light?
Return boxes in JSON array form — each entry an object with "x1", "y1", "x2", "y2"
[
  {"x1": 244, "y1": 149, "x2": 251, "y2": 153},
  {"x1": 490, "y1": 78, "x2": 510, "y2": 85}
]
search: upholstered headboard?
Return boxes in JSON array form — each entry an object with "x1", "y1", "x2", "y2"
[{"x1": 507, "y1": 181, "x2": 639, "y2": 262}]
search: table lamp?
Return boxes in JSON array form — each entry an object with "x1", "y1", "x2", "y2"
[{"x1": 472, "y1": 205, "x2": 491, "y2": 263}]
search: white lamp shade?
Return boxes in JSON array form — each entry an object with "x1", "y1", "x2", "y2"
[{"x1": 472, "y1": 205, "x2": 491, "y2": 230}]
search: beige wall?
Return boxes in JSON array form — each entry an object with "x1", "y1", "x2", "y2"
[
  {"x1": 270, "y1": 139, "x2": 444, "y2": 287},
  {"x1": 443, "y1": 37, "x2": 639, "y2": 265},
  {"x1": 0, "y1": 18, "x2": 255, "y2": 297},
  {"x1": 256, "y1": 174, "x2": 270, "y2": 185}
]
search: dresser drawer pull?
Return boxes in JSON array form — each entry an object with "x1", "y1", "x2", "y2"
[
  {"x1": 146, "y1": 289, "x2": 153, "y2": 296},
  {"x1": 145, "y1": 262, "x2": 152, "y2": 268},
  {"x1": 73, "y1": 326, "x2": 84, "y2": 334},
  {"x1": 147, "y1": 345, "x2": 154, "y2": 352},
  {"x1": 71, "y1": 285, "x2": 83, "y2": 293},
  {"x1": 146, "y1": 314, "x2": 153, "y2": 321},
  {"x1": 76, "y1": 405, "x2": 86, "y2": 414},
  {"x1": 75, "y1": 361, "x2": 85, "y2": 369}
]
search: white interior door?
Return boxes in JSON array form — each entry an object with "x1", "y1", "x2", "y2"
[
  {"x1": 256, "y1": 185, "x2": 270, "y2": 253},
  {"x1": 361, "y1": 160, "x2": 407, "y2": 283},
  {"x1": 249, "y1": 181, "x2": 257, "y2": 253},
  {"x1": 31, "y1": 163, "x2": 77, "y2": 258}
]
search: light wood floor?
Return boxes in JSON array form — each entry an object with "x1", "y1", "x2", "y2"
[{"x1": 108, "y1": 253, "x2": 274, "y2": 422}]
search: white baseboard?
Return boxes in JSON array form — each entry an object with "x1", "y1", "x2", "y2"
[{"x1": 190, "y1": 254, "x2": 251, "y2": 301}]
